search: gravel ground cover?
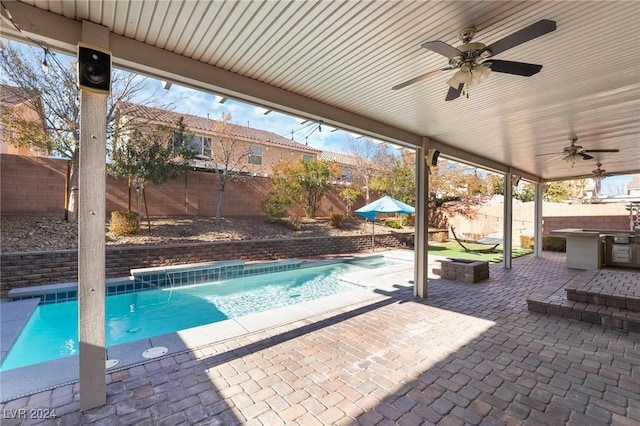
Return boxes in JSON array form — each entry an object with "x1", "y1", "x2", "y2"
[{"x1": 0, "y1": 215, "x2": 406, "y2": 253}]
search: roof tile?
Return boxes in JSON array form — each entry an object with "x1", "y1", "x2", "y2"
[
  {"x1": 118, "y1": 102, "x2": 320, "y2": 152},
  {"x1": 0, "y1": 85, "x2": 39, "y2": 106},
  {"x1": 317, "y1": 151, "x2": 359, "y2": 166}
]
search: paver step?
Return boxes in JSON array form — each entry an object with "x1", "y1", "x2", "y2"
[
  {"x1": 527, "y1": 269, "x2": 640, "y2": 330},
  {"x1": 565, "y1": 286, "x2": 640, "y2": 312},
  {"x1": 527, "y1": 295, "x2": 640, "y2": 332}
]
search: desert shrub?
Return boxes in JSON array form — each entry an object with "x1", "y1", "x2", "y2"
[
  {"x1": 543, "y1": 236, "x2": 566, "y2": 252},
  {"x1": 520, "y1": 235, "x2": 534, "y2": 250},
  {"x1": 109, "y1": 211, "x2": 139, "y2": 236},
  {"x1": 430, "y1": 230, "x2": 448, "y2": 243},
  {"x1": 260, "y1": 191, "x2": 292, "y2": 221},
  {"x1": 402, "y1": 214, "x2": 415, "y2": 226},
  {"x1": 385, "y1": 219, "x2": 402, "y2": 229},
  {"x1": 287, "y1": 215, "x2": 303, "y2": 231},
  {"x1": 330, "y1": 213, "x2": 344, "y2": 228}
]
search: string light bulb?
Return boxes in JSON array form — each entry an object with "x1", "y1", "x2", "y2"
[{"x1": 41, "y1": 50, "x2": 49, "y2": 72}]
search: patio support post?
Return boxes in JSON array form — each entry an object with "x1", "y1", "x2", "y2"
[
  {"x1": 78, "y1": 21, "x2": 109, "y2": 412},
  {"x1": 534, "y1": 181, "x2": 544, "y2": 257},
  {"x1": 503, "y1": 171, "x2": 513, "y2": 269},
  {"x1": 414, "y1": 138, "x2": 429, "y2": 298}
]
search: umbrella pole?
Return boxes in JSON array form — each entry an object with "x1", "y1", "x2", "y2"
[{"x1": 372, "y1": 219, "x2": 375, "y2": 251}]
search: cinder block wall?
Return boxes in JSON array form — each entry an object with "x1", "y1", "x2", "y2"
[
  {"x1": 1, "y1": 154, "x2": 68, "y2": 215},
  {"x1": 449, "y1": 201, "x2": 632, "y2": 244},
  {"x1": 542, "y1": 216, "x2": 630, "y2": 236},
  {"x1": 0, "y1": 232, "x2": 414, "y2": 298},
  {"x1": 1, "y1": 154, "x2": 361, "y2": 217}
]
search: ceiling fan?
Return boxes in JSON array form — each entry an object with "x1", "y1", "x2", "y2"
[
  {"x1": 392, "y1": 19, "x2": 557, "y2": 101},
  {"x1": 592, "y1": 162, "x2": 609, "y2": 180},
  {"x1": 537, "y1": 138, "x2": 620, "y2": 165}
]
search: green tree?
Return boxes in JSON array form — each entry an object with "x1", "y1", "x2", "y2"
[
  {"x1": 339, "y1": 186, "x2": 362, "y2": 215},
  {"x1": 0, "y1": 42, "x2": 170, "y2": 222},
  {"x1": 515, "y1": 182, "x2": 536, "y2": 202},
  {"x1": 109, "y1": 118, "x2": 196, "y2": 229},
  {"x1": 371, "y1": 159, "x2": 415, "y2": 205},
  {"x1": 261, "y1": 159, "x2": 299, "y2": 221},
  {"x1": 262, "y1": 157, "x2": 336, "y2": 219},
  {"x1": 543, "y1": 181, "x2": 571, "y2": 202},
  {"x1": 297, "y1": 157, "x2": 336, "y2": 218}
]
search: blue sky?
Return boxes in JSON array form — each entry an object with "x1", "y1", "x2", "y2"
[{"x1": 599, "y1": 175, "x2": 633, "y2": 196}]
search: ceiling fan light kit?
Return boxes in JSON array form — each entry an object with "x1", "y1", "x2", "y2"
[
  {"x1": 393, "y1": 19, "x2": 557, "y2": 101},
  {"x1": 446, "y1": 62, "x2": 491, "y2": 91},
  {"x1": 562, "y1": 153, "x2": 588, "y2": 166}
]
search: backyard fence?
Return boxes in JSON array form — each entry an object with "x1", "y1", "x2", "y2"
[{"x1": 0, "y1": 153, "x2": 358, "y2": 218}]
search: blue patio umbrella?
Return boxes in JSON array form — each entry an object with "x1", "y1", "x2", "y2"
[{"x1": 355, "y1": 195, "x2": 415, "y2": 250}]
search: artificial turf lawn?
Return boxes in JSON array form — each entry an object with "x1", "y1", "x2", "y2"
[{"x1": 427, "y1": 242, "x2": 533, "y2": 263}]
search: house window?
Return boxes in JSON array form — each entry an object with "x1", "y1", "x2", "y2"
[
  {"x1": 303, "y1": 154, "x2": 314, "y2": 162},
  {"x1": 248, "y1": 146, "x2": 263, "y2": 165},
  {"x1": 174, "y1": 133, "x2": 211, "y2": 158},
  {"x1": 341, "y1": 167, "x2": 352, "y2": 183}
]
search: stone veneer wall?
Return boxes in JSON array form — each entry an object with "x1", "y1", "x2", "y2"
[{"x1": 0, "y1": 233, "x2": 414, "y2": 299}]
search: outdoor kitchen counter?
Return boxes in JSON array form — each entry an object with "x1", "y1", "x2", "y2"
[{"x1": 551, "y1": 229, "x2": 639, "y2": 270}]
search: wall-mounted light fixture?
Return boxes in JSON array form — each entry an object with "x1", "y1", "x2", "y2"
[{"x1": 426, "y1": 148, "x2": 440, "y2": 172}]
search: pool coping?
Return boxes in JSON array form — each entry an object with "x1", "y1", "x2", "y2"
[
  {"x1": 0, "y1": 250, "x2": 416, "y2": 402},
  {"x1": 0, "y1": 299, "x2": 40, "y2": 365}
]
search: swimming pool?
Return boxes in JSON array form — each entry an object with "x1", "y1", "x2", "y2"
[{"x1": 1, "y1": 256, "x2": 406, "y2": 371}]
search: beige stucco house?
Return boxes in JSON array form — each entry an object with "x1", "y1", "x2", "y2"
[
  {"x1": 116, "y1": 102, "x2": 321, "y2": 176},
  {"x1": 0, "y1": 84, "x2": 48, "y2": 157}
]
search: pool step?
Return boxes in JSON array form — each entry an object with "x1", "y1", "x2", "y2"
[{"x1": 527, "y1": 270, "x2": 640, "y2": 332}]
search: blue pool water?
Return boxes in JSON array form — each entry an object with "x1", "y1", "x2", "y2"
[{"x1": 1, "y1": 257, "x2": 405, "y2": 371}]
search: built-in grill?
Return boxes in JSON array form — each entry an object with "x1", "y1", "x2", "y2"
[{"x1": 612, "y1": 235, "x2": 631, "y2": 263}]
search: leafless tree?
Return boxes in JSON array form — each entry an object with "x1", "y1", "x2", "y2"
[
  {"x1": 209, "y1": 113, "x2": 250, "y2": 225},
  {"x1": 0, "y1": 41, "x2": 171, "y2": 221},
  {"x1": 346, "y1": 137, "x2": 388, "y2": 202}
]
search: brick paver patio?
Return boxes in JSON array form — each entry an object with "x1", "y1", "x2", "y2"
[{"x1": 1, "y1": 252, "x2": 638, "y2": 425}]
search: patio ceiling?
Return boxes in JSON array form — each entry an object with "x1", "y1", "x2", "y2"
[{"x1": 2, "y1": 1, "x2": 639, "y2": 181}]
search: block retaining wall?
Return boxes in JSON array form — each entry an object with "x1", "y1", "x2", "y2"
[{"x1": 0, "y1": 232, "x2": 414, "y2": 299}]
